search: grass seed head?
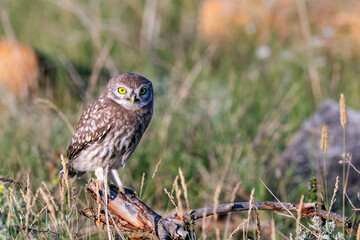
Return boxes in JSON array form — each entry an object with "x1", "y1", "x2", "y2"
[
  {"x1": 340, "y1": 93, "x2": 347, "y2": 128},
  {"x1": 321, "y1": 123, "x2": 328, "y2": 153}
]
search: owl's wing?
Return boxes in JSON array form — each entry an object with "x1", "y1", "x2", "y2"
[{"x1": 66, "y1": 101, "x2": 113, "y2": 160}]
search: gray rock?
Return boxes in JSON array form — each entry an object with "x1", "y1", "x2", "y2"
[{"x1": 278, "y1": 99, "x2": 360, "y2": 201}]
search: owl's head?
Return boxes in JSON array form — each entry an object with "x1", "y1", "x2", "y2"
[{"x1": 104, "y1": 73, "x2": 153, "y2": 110}]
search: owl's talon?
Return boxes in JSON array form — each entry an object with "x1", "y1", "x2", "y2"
[
  {"x1": 118, "y1": 186, "x2": 125, "y2": 195},
  {"x1": 124, "y1": 187, "x2": 138, "y2": 197},
  {"x1": 109, "y1": 184, "x2": 137, "y2": 197}
]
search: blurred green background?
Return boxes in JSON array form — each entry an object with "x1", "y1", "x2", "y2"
[{"x1": 0, "y1": 0, "x2": 359, "y2": 238}]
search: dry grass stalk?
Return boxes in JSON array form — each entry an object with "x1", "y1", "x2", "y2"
[
  {"x1": 21, "y1": 175, "x2": 32, "y2": 231},
  {"x1": 271, "y1": 217, "x2": 276, "y2": 240},
  {"x1": 320, "y1": 123, "x2": 328, "y2": 153},
  {"x1": 255, "y1": 207, "x2": 261, "y2": 240},
  {"x1": 39, "y1": 186, "x2": 58, "y2": 227},
  {"x1": 245, "y1": 188, "x2": 255, "y2": 238},
  {"x1": 139, "y1": 172, "x2": 146, "y2": 198},
  {"x1": 321, "y1": 123, "x2": 329, "y2": 209},
  {"x1": 260, "y1": 179, "x2": 316, "y2": 238},
  {"x1": 201, "y1": 208, "x2": 207, "y2": 240},
  {"x1": 339, "y1": 93, "x2": 347, "y2": 236},
  {"x1": 213, "y1": 183, "x2": 222, "y2": 240},
  {"x1": 58, "y1": 156, "x2": 76, "y2": 239},
  {"x1": 60, "y1": 154, "x2": 71, "y2": 207},
  {"x1": 29, "y1": 204, "x2": 48, "y2": 228},
  {"x1": 345, "y1": 193, "x2": 360, "y2": 212},
  {"x1": 296, "y1": 195, "x2": 304, "y2": 234},
  {"x1": 104, "y1": 164, "x2": 113, "y2": 240},
  {"x1": 357, "y1": 223, "x2": 360, "y2": 240},
  {"x1": 178, "y1": 168, "x2": 189, "y2": 210},
  {"x1": 152, "y1": 158, "x2": 163, "y2": 179},
  {"x1": 174, "y1": 177, "x2": 184, "y2": 219},
  {"x1": 30, "y1": 188, "x2": 41, "y2": 211},
  {"x1": 344, "y1": 154, "x2": 352, "y2": 198},
  {"x1": 328, "y1": 176, "x2": 339, "y2": 214},
  {"x1": 341, "y1": 153, "x2": 360, "y2": 174},
  {"x1": 39, "y1": 187, "x2": 59, "y2": 232},
  {"x1": 12, "y1": 187, "x2": 24, "y2": 218},
  {"x1": 41, "y1": 182, "x2": 58, "y2": 211},
  {"x1": 108, "y1": 214, "x2": 126, "y2": 240},
  {"x1": 164, "y1": 188, "x2": 178, "y2": 214},
  {"x1": 339, "y1": 93, "x2": 347, "y2": 128},
  {"x1": 95, "y1": 180, "x2": 102, "y2": 229},
  {"x1": 224, "y1": 181, "x2": 241, "y2": 238},
  {"x1": 6, "y1": 187, "x2": 15, "y2": 228},
  {"x1": 170, "y1": 175, "x2": 179, "y2": 196},
  {"x1": 35, "y1": 98, "x2": 75, "y2": 134},
  {"x1": 229, "y1": 218, "x2": 249, "y2": 239}
]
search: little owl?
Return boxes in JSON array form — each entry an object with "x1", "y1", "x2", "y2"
[{"x1": 58, "y1": 73, "x2": 153, "y2": 193}]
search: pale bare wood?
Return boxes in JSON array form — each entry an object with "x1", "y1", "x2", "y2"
[{"x1": 83, "y1": 181, "x2": 189, "y2": 239}]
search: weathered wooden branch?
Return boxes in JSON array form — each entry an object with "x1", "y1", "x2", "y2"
[
  {"x1": 82, "y1": 182, "x2": 190, "y2": 239},
  {"x1": 82, "y1": 181, "x2": 358, "y2": 239}
]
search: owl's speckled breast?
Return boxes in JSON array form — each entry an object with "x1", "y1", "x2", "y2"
[{"x1": 71, "y1": 107, "x2": 152, "y2": 172}]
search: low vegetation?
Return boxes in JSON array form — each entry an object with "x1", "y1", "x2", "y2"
[{"x1": 0, "y1": 0, "x2": 359, "y2": 239}]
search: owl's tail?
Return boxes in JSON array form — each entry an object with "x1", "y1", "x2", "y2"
[{"x1": 58, "y1": 163, "x2": 85, "y2": 179}]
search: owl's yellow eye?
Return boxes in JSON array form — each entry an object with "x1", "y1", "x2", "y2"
[
  {"x1": 139, "y1": 88, "x2": 146, "y2": 95},
  {"x1": 118, "y1": 87, "x2": 127, "y2": 94}
]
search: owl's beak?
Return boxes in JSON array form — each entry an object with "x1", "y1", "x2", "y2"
[{"x1": 129, "y1": 95, "x2": 136, "y2": 105}]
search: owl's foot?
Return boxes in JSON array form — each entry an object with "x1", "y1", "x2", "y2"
[
  {"x1": 110, "y1": 184, "x2": 138, "y2": 197},
  {"x1": 124, "y1": 187, "x2": 138, "y2": 197},
  {"x1": 88, "y1": 178, "x2": 107, "y2": 203}
]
